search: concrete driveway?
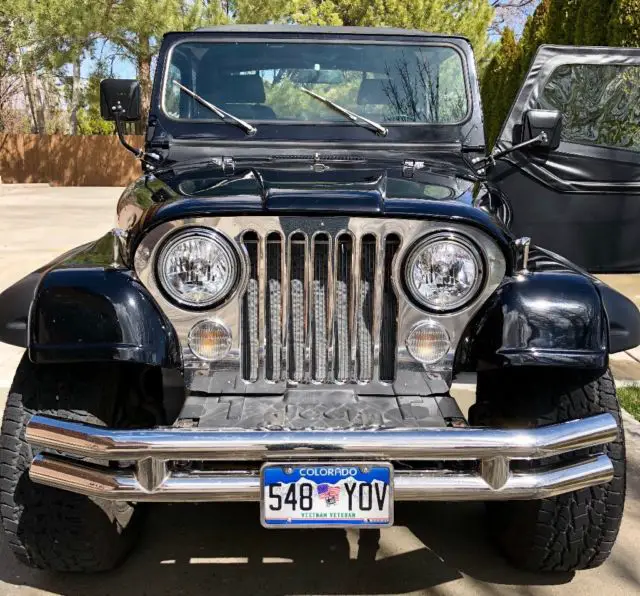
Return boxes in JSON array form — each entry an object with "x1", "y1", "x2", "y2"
[{"x1": 0, "y1": 184, "x2": 639, "y2": 596}]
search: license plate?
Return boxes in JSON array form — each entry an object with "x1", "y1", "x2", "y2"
[{"x1": 260, "y1": 463, "x2": 393, "y2": 528}]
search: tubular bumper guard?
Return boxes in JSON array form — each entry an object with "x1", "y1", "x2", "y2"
[{"x1": 25, "y1": 414, "x2": 618, "y2": 502}]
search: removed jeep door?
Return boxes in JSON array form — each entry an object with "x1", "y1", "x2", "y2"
[{"x1": 489, "y1": 45, "x2": 640, "y2": 273}]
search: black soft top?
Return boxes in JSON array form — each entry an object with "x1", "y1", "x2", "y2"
[{"x1": 182, "y1": 24, "x2": 469, "y2": 43}]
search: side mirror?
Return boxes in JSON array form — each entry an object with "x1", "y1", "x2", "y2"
[
  {"x1": 522, "y1": 109, "x2": 562, "y2": 150},
  {"x1": 100, "y1": 79, "x2": 141, "y2": 121}
]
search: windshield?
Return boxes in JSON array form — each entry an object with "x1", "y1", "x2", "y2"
[{"x1": 162, "y1": 41, "x2": 468, "y2": 124}]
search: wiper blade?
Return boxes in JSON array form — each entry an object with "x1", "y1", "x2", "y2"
[
  {"x1": 173, "y1": 80, "x2": 257, "y2": 136},
  {"x1": 299, "y1": 87, "x2": 388, "y2": 137}
]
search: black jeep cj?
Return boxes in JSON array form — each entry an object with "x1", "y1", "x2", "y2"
[{"x1": 1, "y1": 26, "x2": 639, "y2": 573}]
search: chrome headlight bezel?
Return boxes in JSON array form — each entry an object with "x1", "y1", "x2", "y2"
[
  {"x1": 156, "y1": 227, "x2": 241, "y2": 310},
  {"x1": 404, "y1": 232, "x2": 485, "y2": 313}
]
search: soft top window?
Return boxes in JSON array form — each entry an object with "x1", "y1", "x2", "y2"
[
  {"x1": 539, "y1": 63, "x2": 640, "y2": 151},
  {"x1": 163, "y1": 41, "x2": 468, "y2": 124}
]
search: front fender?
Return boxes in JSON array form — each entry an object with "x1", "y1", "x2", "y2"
[
  {"x1": 0, "y1": 234, "x2": 180, "y2": 367},
  {"x1": 29, "y1": 268, "x2": 180, "y2": 367},
  {"x1": 463, "y1": 271, "x2": 609, "y2": 370}
]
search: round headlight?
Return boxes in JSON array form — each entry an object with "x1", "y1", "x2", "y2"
[
  {"x1": 405, "y1": 234, "x2": 483, "y2": 312},
  {"x1": 157, "y1": 228, "x2": 239, "y2": 308}
]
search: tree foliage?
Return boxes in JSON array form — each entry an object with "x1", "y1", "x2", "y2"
[
  {"x1": 2, "y1": 0, "x2": 500, "y2": 134},
  {"x1": 481, "y1": 27, "x2": 521, "y2": 147},
  {"x1": 101, "y1": 0, "x2": 229, "y2": 129},
  {"x1": 574, "y1": 0, "x2": 611, "y2": 46},
  {"x1": 77, "y1": 63, "x2": 115, "y2": 135},
  {"x1": 237, "y1": 0, "x2": 495, "y2": 61},
  {"x1": 1, "y1": 0, "x2": 229, "y2": 133},
  {"x1": 5, "y1": 0, "x2": 636, "y2": 144},
  {"x1": 609, "y1": 0, "x2": 640, "y2": 47}
]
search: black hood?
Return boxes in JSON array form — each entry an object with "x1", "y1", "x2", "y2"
[
  {"x1": 153, "y1": 151, "x2": 479, "y2": 207},
  {"x1": 126, "y1": 152, "x2": 515, "y2": 266}
]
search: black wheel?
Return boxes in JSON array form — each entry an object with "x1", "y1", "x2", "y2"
[
  {"x1": 0, "y1": 354, "x2": 145, "y2": 572},
  {"x1": 472, "y1": 367, "x2": 625, "y2": 572}
]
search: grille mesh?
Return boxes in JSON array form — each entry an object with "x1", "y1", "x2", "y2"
[
  {"x1": 241, "y1": 230, "x2": 397, "y2": 384},
  {"x1": 241, "y1": 233, "x2": 259, "y2": 382},
  {"x1": 289, "y1": 234, "x2": 306, "y2": 382},
  {"x1": 357, "y1": 235, "x2": 376, "y2": 381},
  {"x1": 265, "y1": 233, "x2": 282, "y2": 380},
  {"x1": 312, "y1": 234, "x2": 330, "y2": 381},
  {"x1": 334, "y1": 235, "x2": 352, "y2": 382}
]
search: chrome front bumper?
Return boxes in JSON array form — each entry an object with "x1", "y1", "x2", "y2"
[{"x1": 25, "y1": 413, "x2": 618, "y2": 502}]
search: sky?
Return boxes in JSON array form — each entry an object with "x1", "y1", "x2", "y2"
[{"x1": 79, "y1": 40, "x2": 136, "y2": 81}]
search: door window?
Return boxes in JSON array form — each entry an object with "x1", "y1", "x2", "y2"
[{"x1": 538, "y1": 64, "x2": 640, "y2": 151}]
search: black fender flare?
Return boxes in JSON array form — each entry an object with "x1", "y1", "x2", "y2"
[
  {"x1": 28, "y1": 268, "x2": 180, "y2": 367},
  {"x1": 459, "y1": 271, "x2": 611, "y2": 371},
  {"x1": 595, "y1": 280, "x2": 640, "y2": 355},
  {"x1": 0, "y1": 236, "x2": 180, "y2": 368}
]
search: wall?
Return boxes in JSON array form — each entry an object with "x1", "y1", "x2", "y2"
[{"x1": 0, "y1": 134, "x2": 145, "y2": 186}]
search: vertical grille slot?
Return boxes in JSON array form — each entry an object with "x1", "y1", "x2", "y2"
[
  {"x1": 334, "y1": 234, "x2": 352, "y2": 382},
  {"x1": 380, "y1": 235, "x2": 400, "y2": 382},
  {"x1": 265, "y1": 233, "x2": 282, "y2": 381},
  {"x1": 357, "y1": 235, "x2": 376, "y2": 381},
  {"x1": 311, "y1": 234, "x2": 330, "y2": 382},
  {"x1": 241, "y1": 232, "x2": 259, "y2": 382},
  {"x1": 288, "y1": 233, "x2": 307, "y2": 382}
]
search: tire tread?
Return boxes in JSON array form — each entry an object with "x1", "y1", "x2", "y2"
[
  {"x1": 0, "y1": 355, "x2": 142, "y2": 572},
  {"x1": 475, "y1": 368, "x2": 625, "y2": 572}
]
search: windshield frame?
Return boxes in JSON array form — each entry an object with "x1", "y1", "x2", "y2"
[{"x1": 159, "y1": 37, "x2": 473, "y2": 128}]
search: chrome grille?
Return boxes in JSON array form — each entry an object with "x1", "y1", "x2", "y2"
[{"x1": 241, "y1": 230, "x2": 398, "y2": 384}]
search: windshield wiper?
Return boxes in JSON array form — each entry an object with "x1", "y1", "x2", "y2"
[
  {"x1": 172, "y1": 80, "x2": 257, "y2": 136},
  {"x1": 299, "y1": 87, "x2": 388, "y2": 137}
]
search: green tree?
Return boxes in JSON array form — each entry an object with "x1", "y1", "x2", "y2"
[
  {"x1": 518, "y1": 0, "x2": 551, "y2": 78},
  {"x1": 236, "y1": 0, "x2": 495, "y2": 61},
  {"x1": 2, "y1": 0, "x2": 44, "y2": 132},
  {"x1": 609, "y1": 0, "x2": 640, "y2": 47},
  {"x1": 31, "y1": 0, "x2": 107, "y2": 134},
  {"x1": 77, "y1": 63, "x2": 115, "y2": 135},
  {"x1": 480, "y1": 27, "x2": 521, "y2": 146},
  {"x1": 479, "y1": 0, "x2": 551, "y2": 147},
  {"x1": 545, "y1": 0, "x2": 578, "y2": 45},
  {"x1": 574, "y1": 0, "x2": 612, "y2": 46},
  {"x1": 101, "y1": 0, "x2": 228, "y2": 131}
]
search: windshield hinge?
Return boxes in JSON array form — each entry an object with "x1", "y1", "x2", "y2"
[
  {"x1": 212, "y1": 156, "x2": 235, "y2": 175},
  {"x1": 402, "y1": 160, "x2": 425, "y2": 178}
]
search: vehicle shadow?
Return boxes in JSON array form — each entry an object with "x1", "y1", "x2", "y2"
[{"x1": 0, "y1": 501, "x2": 573, "y2": 596}]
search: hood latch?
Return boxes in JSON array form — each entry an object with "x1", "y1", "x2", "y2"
[{"x1": 402, "y1": 160, "x2": 425, "y2": 178}]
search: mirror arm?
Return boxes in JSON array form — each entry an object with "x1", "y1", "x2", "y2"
[
  {"x1": 113, "y1": 111, "x2": 142, "y2": 157},
  {"x1": 472, "y1": 132, "x2": 548, "y2": 169},
  {"x1": 111, "y1": 101, "x2": 161, "y2": 168}
]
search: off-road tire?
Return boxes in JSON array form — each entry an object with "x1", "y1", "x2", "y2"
[
  {"x1": 472, "y1": 367, "x2": 625, "y2": 572},
  {"x1": 0, "y1": 355, "x2": 144, "y2": 572}
]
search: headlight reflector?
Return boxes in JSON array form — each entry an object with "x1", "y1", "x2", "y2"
[
  {"x1": 158, "y1": 229, "x2": 239, "y2": 308},
  {"x1": 406, "y1": 320, "x2": 451, "y2": 364},
  {"x1": 405, "y1": 234, "x2": 482, "y2": 311}
]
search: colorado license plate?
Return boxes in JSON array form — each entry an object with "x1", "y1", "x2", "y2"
[{"x1": 260, "y1": 463, "x2": 393, "y2": 528}]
